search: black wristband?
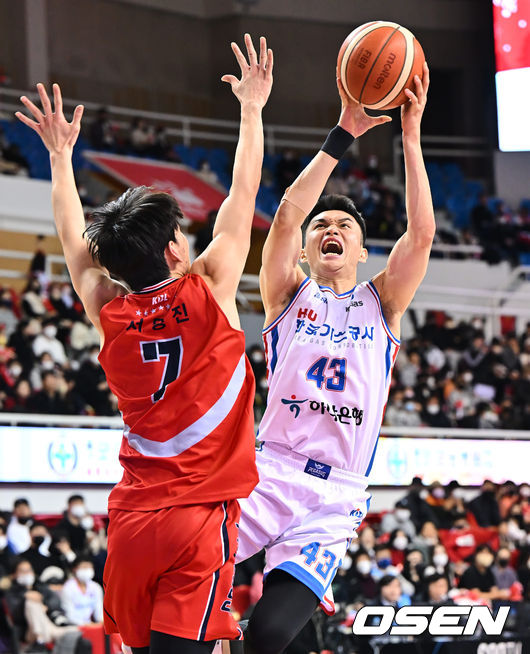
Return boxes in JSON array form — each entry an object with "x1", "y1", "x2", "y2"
[{"x1": 320, "y1": 125, "x2": 355, "y2": 160}]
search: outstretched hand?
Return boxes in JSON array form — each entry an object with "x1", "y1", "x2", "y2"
[
  {"x1": 336, "y1": 76, "x2": 391, "y2": 138},
  {"x1": 15, "y1": 83, "x2": 83, "y2": 155},
  {"x1": 401, "y1": 61, "x2": 429, "y2": 136},
  {"x1": 222, "y1": 33, "x2": 273, "y2": 109}
]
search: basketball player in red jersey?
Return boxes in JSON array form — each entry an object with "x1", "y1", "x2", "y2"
[{"x1": 16, "y1": 34, "x2": 273, "y2": 654}]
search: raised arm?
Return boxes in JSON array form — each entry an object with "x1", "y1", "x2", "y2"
[
  {"x1": 260, "y1": 78, "x2": 391, "y2": 324},
  {"x1": 16, "y1": 84, "x2": 124, "y2": 333},
  {"x1": 372, "y1": 63, "x2": 435, "y2": 335},
  {"x1": 191, "y1": 34, "x2": 273, "y2": 327}
]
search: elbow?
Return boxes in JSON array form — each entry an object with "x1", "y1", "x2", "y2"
[{"x1": 409, "y1": 225, "x2": 435, "y2": 249}]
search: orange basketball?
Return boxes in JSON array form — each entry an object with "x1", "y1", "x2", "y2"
[{"x1": 337, "y1": 21, "x2": 425, "y2": 110}]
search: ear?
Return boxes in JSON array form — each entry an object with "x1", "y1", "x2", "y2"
[
  {"x1": 359, "y1": 247, "x2": 368, "y2": 263},
  {"x1": 166, "y1": 240, "x2": 180, "y2": 261},
  {"x1": 299, "y1": 249, "x2": 307, "y2": 262}
]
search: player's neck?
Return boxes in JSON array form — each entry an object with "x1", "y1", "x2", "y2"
[{"x1": 310, "y1": 271, "x2": 357, "y2": 295}]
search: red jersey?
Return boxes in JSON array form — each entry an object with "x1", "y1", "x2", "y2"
[{"x1": 99, "y1": 274, "x2": 258, "y2": 511}]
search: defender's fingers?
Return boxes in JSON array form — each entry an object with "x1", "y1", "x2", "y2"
[
  {"x1": 53, "y1": 83, "x2": 63, "y2": 116},
  {"x1": 259, "y1": 36, "x2": 267, "y2": 70},
  {"x1": 15, "y1": 111, "x2": 41, "y2": 132},
  {"x1": 71, "y1": 104, "x2": 84, "y2": 129},
  {"x1": 221, "y1": 74, "x2": 238, "y2": 87},
  {"x1": 231, "y1": 42, "x2": 248, "y2": 74},
  {"x1": 266, "y1": 48, "x2": 274, "y2": 76},
  {"x1": 244, "y1": 33, "x2": 258, "y2": 67},
  {"x1": 404, "y1": 88, "x2": 418, "y2": 104},
  {"x1": 37, "y1": 83, "x2": 53, "y2": 116},
  {"x1": 20, "y1": 95, "x2": 44, "y2": 122}
]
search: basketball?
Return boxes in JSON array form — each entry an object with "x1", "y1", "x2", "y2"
[{"x1": 337, "y1": 21, "x2": 425, "y2": 110}]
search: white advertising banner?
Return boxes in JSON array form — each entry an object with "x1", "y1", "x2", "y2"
[{"x1": 0, "y1": 427, "x2": 528, "y2": 485}]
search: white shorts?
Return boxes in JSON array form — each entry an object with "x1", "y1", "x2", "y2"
[{"x1": 236, "y1": 441, "x2": 370, "y2": 615}]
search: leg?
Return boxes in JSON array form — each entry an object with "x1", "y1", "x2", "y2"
[{"x1": 244, "y1": 570, "x2": 319, "y2": 654}]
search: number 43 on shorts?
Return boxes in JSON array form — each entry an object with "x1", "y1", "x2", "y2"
[{"x1": 300, "y1": 542, "x2": 340, "y2": 582}]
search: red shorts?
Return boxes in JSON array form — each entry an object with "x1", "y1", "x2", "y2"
[{"x1": 103, "y1": 500, "x2": 242, "y2": 647}]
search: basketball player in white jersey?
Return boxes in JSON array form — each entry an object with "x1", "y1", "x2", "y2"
[{"x1": 236, "y1": 64, "x2": 433, "y2": 654}]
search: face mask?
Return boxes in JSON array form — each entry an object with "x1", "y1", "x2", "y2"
[
  {"x1": 396, "y1": 509, "x2": 410, "y2": 522},
  {"x1": 476, "y1": 553, "x2": 494, "y2": 568},
  {"x1": 427, "y1": 404, "x2": 440, "y2": 415},
  {"x1": 433, "y1": 553, "x2": 448, "y2": 568},
  {"x1": 463, "y1": 372, "x2": 473, "y2": 383},
  {"x1": 32, "y1": 536, "x2": 45, "y2": 547},
  {"x1": 250, "y1": 351, "x2": 264, "y2": 363},
  {"x1": 17, "y1": 573, "x2": 35, "y2": 588},
  {"x1": 10, "y1": 365, "x2": 22, "y2": 377},
  {"x1": 393, "y1": 536, "x2": 408, "y2": 551},
  {"x1": 43, "y1": 326, "x2": 57, "y2": 339},
  {"x1": 341, "y1": 557, "x2": 352, "y2": 571},
  {"x1": 18, "y1": 516, "x2": 31, "y2": 525},
  {"x1": 405, "y1": 401, "x2": 416, "y2": 412},
  {"x1": 377, "y1": 557, "x2": 392, "y2": 570},
  {"x1": 453, "y1": 489, "x2": 466, "y2": 500},
  {"x1": 0, "y1": 535, "x2": 7, "y2": 550},
  {"x1": 70, "y1": 504, "x2": 86, "y2": 518},
  {"x1": 357, "y1": 560, "x2": 372, "y2": 575},
  {"x1": 75, "y1": 568, "x2": 95, "y2": 583},
  {"x1": 520, "y1": 487, "x2": 530, "y2": 498},
  {"x1": 259, "y1": 379, "x2": 268, "y2": 391},
  {"x1": 81, "y1": 516, "x2": 94, "y2": 531},
  {"x1": 41, "y1": 360, "x2": 54, "y2": 370},
  {"x1": 90, "y1": 354, "x2": 99, "y2": 365},
  {"x1": 432, "y1": 488, "x2": 445, "y2": 499},
  {"x1": 38, "y1": 535, "x2": 51, "y2": 556},
  {"x1": 497, "y1": 558, "x2": 510, "y2": 568}
]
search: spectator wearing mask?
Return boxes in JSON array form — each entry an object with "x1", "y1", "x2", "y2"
[
  {"x1": 468, "y1": 480, "x2": 501, "y2": 527},
  {"x1": 492, "y1": 547, "x2": 518, "y2": 590},
  {"x1": 29, "y1": 351, "x2": 56, "y2": 391},
  {"x1": 349, "y1": 550, "x2": 378, "y2": 603},
  {"x1": 0, "y1": 289, "x2": 18, "y2": 338},
  {"x1": 399, "y1": 478, "x2": 438, "y2": 532},
  {"x1": 375, "y1": 575, "x2": 411, "y2": 609},
  {"x1": 75, "y1": 347, "x2": 114, "y2": 415},
  {"x1": 5, "y1": 558, "x2": 77, "y2": 652},
  {"x1": 4, "y1": 377, "x2": 32, "y2": 412},
  {"x1": 402, "y1": 549, "x2": 426, "y2": 599},
  {"x1": 380, "y1": 500, "x2": 416, "y2": 540},
  {"x1": 21, "y1": 279, "x2": 47, "y2": 318},
  {"x1": 28, "y1": 370, "x2": 70, "y2": 415},
  {"x1": 421, "y1": 395, "x2": 452, "y2": 428},
  {"x1": 61, "y1": 557, "x2": 103, "y2": 626},
  {"x1": 32, "y1": 319, "x2": 67, "y2": 366},
  {"x1": 355, "y1": 525, "x2": 376, "y2": 558},
  {"x1": 7, "y1": 498, "x2": 33, "y2": 554},
  {"x1": 389, "y1": 528, "x2": 411, "y2": 567},
  {"x1": 458, "y1": 544, "x2": 510, "y2": 600},
  {"x1": 19, "y1": 523, "x2": 58, "y2": 577},
  {"x1": 89, "y1": 107, "x2": 115, "y2": 151},
  {"x1": 56, "y1": 495, "x2": 93, "y2": 555}
]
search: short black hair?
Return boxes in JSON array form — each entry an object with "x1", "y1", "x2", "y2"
[
  {"x1": 379, "y1": 574, "x2": 399, "y2": 589},
  {"x1": 301, "y1": 194, "x2": 366, "y2": 246},
  {"x1": 72, "y1": 555, "x2": 93, "y2": 569},
  {"x1": 14, "y1": 498, "x2": 29, "y2": 508},
  {"x1": 85, "y1": 186, "x2": 183, "y2": 292},
  {"x1": 68, "y1": 494, "x2": 84, "y2": 505}
]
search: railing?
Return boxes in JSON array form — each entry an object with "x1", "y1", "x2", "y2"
[
  {"x1": 0, "y1": 248, "x2": 68, "y2": 283},
  {"x1": 0, "y1": 86, "x2": 334, "y2": 155},
  {"x1": 1, "y1": 412, "x2": 529, "y2": 440}
]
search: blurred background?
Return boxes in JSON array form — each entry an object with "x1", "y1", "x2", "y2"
[{"x1": 0, "y1": 1, "x2": 530, "y2": 652}]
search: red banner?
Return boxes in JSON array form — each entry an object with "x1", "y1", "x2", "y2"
[{"x1": 83, "y1": 151, "x2": 271, "y2": 230}]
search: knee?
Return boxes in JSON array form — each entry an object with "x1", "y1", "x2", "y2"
[{"x1": 245, "y1": 615, "x2": 295, "y2": 654}]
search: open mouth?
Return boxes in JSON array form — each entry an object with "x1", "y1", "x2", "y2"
[{"x1": 321, "y1": 237, "x2": 343, "y2": 256}]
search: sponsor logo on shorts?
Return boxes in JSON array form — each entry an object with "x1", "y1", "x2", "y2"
[
  {"x1": 304, "y1": 458, "x2": 332, "y2": 480},
  {"x1": 351, "y1": 605, "x2": 510, "y2": 637},
  {"x1": 281, "y1": 396, "x2": 364, "y2": 425}
]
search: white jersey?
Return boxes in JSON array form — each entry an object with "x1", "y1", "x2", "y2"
[{"x1": 260, "y1": 277, "x2": 399, "y2": 476}]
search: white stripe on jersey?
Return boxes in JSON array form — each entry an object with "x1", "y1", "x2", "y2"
[{"x1": 260, "y1": 278, "x2": 399, "y2": 476}]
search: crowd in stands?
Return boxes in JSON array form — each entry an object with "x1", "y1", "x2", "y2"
[
  {"x1": 3, "y1": 478, "x2": 529, "y2": 651},
  {"x1": 2, "y1": 102, "x2": 530, "y2": 266},
  {"x1": 1, "y1": 255, "x2": 529, "y2": 429}
]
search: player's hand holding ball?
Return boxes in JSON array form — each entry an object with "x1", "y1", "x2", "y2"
[
  {"x1": 401, "y1": 61, "x2": 429, "y2": 138},
  {"x1": 336, "y1": 75, "x2": 392, "y2": 139},
  {"x1": 222, "y1": 33, "x2": 273, "y2": 110}
]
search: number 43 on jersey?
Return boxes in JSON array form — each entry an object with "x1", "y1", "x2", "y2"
[{"x1": 306, "y1": 357, "x2": 346, "y2": 392}]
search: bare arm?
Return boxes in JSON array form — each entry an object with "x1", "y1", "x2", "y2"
[
  {"x1": 16, "y1": 84, "x2": 124, "y2": 333},
  {"x1": 372, "y1": 64, "x2": 435, "y2": 335},
  {"x1": 260, "y1": 79, "x2": 391, "y2": 324},
  {"x1": 191, "y1": 34, "x2": 273, "y2": 327}
]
